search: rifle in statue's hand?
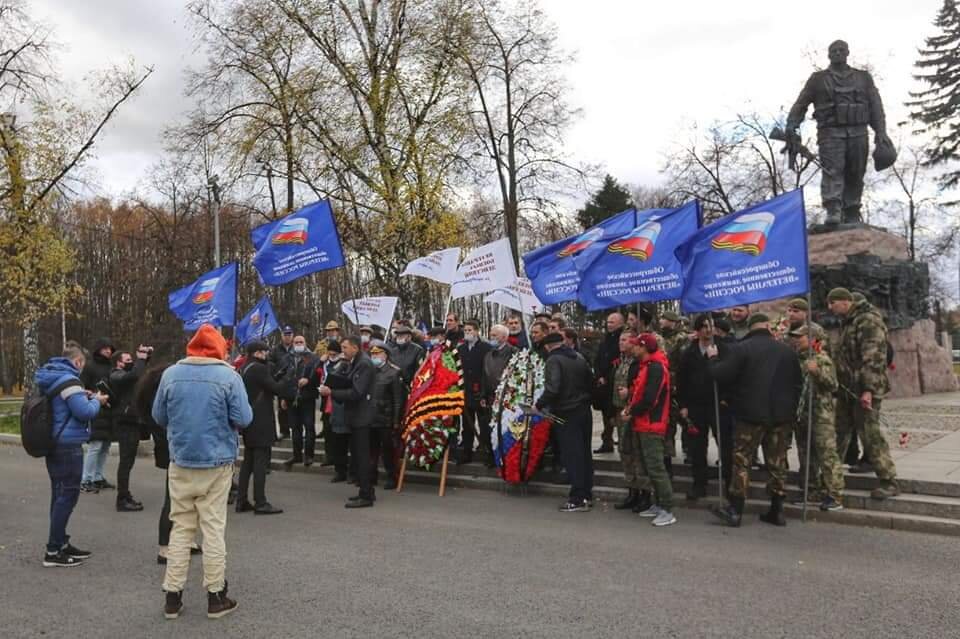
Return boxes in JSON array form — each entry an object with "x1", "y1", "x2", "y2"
[{"x1": 770, "y1": 126, "x2": 818, "y2": 172}]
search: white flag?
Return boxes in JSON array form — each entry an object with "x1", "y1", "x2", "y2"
[
  {"x1": 484, "y1": 276, "x2": 546, "y2": 315},
  {"x1": 449, "y1": 238, "x2": 517, "y2": 300},
  {"x1": 341, "y1": 296, "x2": 399, "y2": 329},
  {"x1": 400, "y1": 247, "x2": 461, "y2": 285}
]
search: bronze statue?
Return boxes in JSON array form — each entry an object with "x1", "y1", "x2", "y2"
[{"x1": 785, "y1": 40, "x2": 897, "y2": 225}]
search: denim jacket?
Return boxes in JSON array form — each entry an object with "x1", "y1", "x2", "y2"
[{"x1": 151, "y1": 357, "x2": 253, "y2": 468}]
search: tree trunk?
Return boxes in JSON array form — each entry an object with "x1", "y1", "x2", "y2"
[
  {"x1": 22, "y1": 321, "x2": 39, "y2": 395},
  {"x1": 0, "y1": 323, "x2": 11, "y2": 395}
]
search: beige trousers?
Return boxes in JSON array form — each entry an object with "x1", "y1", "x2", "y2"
[{"x1": 162, "y1": 463, "x2": 233, "y2": 594}]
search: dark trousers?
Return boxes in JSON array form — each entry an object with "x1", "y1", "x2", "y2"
[
  {"x1": 46, "y1": 445, "x2": 83, "y2": 553},
  {"x1": 238, "y1": 445, "x2": 271, "y2": 506},
  {"x1": 556, "y1": 404, "x2": 594, "y2": 502},
  {"x1": 688, "y1": 405, "x2": 734, "y2": 493},
  {"x1": 289, "y1": 400, "x2": 317, "y2": 460},
  {"x1": 351, "y1": 427, "x2": 373, "y2": 499},
  {"x1": 116, "y1": 425, "x2": 140, "y2": 498},
  {"x1": 321, "y1": 413, "x2": 333, "y2": 460},
  {"x1": 159, "y1": 470, "x2": 172, "y2": 546},
  {"x1": 370, "y1": 427, "x2": 397, "y2": 484},
  {"x1": 329, "y1": 432, "x2": 350, "y2": 476},
  {"x1": 277, "y1": 402, "x2": 290, "y2": 438},
  {"x1": 460, "y1": 405, "x2": 491, "y2": 452}
]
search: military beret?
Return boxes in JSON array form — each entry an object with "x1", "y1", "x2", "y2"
[
  {"x1": 541, "y1": 332, "x2": 564, "y2": 345},
  {"x1": 747, "y1": 312, "x2": 770, "y2": 327},
  {"x1": 827, "y1": 287, "x2": 853, "y2": 302},
  {"x1": 661, "y1": 311, "x2": 681, "y2": 322},
  {"x1": 787, "y1": 298, "x2": 808, "y2": 311}
]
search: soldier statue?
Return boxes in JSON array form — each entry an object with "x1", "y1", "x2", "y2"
[{"x1": 785, "y1": 40, "x2": 897, "y2": 225}]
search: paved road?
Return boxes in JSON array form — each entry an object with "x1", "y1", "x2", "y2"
[{"x1": 0, "y1": 445, "x2": 956, "y2": 639}]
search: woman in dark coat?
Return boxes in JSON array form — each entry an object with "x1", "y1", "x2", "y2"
[{"x1": 236, "y1": 341, "x2": 294, "y2": 515}]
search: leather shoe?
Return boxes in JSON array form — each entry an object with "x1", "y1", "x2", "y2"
[
  {"x1": 235, "y1": 500, "x2": 254, "y2": 513},
  {"x1": 383, "y1": 480, "x2": 397, "y2": 490},
  {"x1": 254, "y1": 503, "x2": 284, "y2": 515},
  {"x1": 614, "y1": 489, "x2": 638, "y2": 510},
  {"x1": 345, "y1": 498, "x2": 374, "y2": 508},
  {"x1": 283, "y1": 458, "x2": 301, "y2": 470},
  {"x1": 593, "y1": 445, "x2": 614, "y2": 454},
  {"x1": 303, "y1": 457, "x2": 314, "y2": 467},
  {"x1": 330, "y1": 474, "x2": 347, "y2": 483},
  {"x1": 116, "y1": 496, "x2": 144, "y2": 512}
]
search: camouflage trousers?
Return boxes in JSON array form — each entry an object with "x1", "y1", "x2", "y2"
[
  {"x1": 795, "y1": 414, "x2": 845, "y2": 501},
  {"x1": 618, "y1": 421, "x2": 652, "y2": 492},
  {"x1": 835, "y1": 396, "x2": 897, "y2": 482},
  {"x1": 730, "y1": 421, "x2": 790, "y2": 499},
  {"x1": 637, "y1": 433, "x2": 674, "y2": 511}
]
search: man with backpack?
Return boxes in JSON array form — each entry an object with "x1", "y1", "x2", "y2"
[{"x1": 32, "y1": 345, "x2": 108, "y2": 567}]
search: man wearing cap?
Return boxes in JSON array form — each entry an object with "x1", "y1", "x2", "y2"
[
  {"x1": 827, "y1": 287, "x2": 899, "y2": 499},
  {"x1": 237, "y1": 340, "x2": 292, "y2": 515},
  {"x1": 324, "y1": 320, "x2": 341, "y2": 342},
  {"x1": 358, "y1": 326, "x2": 374, "y2": 351},
  {"x1": 593, "y1": 312, "x2": 626, "y2": 454},
  {"x1": 706, "y1": 313, "x2": 802, "y2": 527},
  {"x1": 536, "y1": 332, "x2": 595, "y2": 512},
  {"x1": 788, "y1": 324, "x2": 845, "y2": 511},
  {"x1": 270, "y1": 325, "x2": 297, "y2": 441},
  {"x1": 621, "y1": 333, "x2": 677, "y2": 527},
  {"x1": 610, "y1": 329, "x2": 654, "y2": 513},
  {"x1": 390, "y1": 324, "x2": 424, "y2": 388},
  {"x1": 368, "y1": 341, "x2": 403, "y2": 490},
  {"x1": 658, "y1": 311, "x2": 687, "y2": 471},
  {"x1": 457, "y1": 319, "x2": 493, "y2": 465}
]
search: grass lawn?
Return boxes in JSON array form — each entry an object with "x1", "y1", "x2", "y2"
[{"x1": 0, "y1": 414, "x2": 19, "y2": 435}]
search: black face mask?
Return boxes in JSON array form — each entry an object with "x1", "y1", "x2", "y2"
[{"x1": 123, "y1": 362, "x2": 134, "y2": 371}]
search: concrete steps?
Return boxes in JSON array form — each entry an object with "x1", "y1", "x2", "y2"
[{"x1": 254, "y1": 443, "x2": 960, "y2": 537}]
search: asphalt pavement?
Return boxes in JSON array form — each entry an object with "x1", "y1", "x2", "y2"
[{"x1": 0, "y1": 444, "x2": 956, "y2": 639}]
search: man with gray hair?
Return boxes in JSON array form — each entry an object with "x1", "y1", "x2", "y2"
[{"x1": 482, "y1": 324, "x2": 517, "y2": 467}]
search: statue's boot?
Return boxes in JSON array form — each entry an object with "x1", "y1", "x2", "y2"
[
  {"x1": 842, "y1": 205, "x2": 862, "y2": 224},
  {"x1": 824, "y1": 204, "x2": 842, "y2": 225}
]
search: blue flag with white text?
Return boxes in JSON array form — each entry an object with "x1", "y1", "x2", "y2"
[
  {"x1": 575, "y1": 201, "x2": 700, "y2": 311},
  {"x1": 675, "y1": 189, "x2": 809, "y2": 313},
  {"x1": 522, "y1": 209, "x2": 636, "y2": 304},
  {"x1": 168, "y1": 262, "x2": 238, "y2": 330},
  {"x1": 251, "y1": 200, "x2": 346, "y2": 286},
  {"x1": 234, "y1": 296, "x2": 279, "y2": 346}
]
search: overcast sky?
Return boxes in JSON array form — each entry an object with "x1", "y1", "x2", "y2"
[{"x1": 30, "y1": 0, "x2": 943, "y2": 198}]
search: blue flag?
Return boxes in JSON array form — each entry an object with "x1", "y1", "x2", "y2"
[
  {"x1": 675, "y1": 189, "x2": 809, "y2": 313},
  {"x1": 522, "y1": 209, "x2": 636, "y2": 304},
  {"x1": 234, "y1": 296, "x2": 279, "y2": 346},
  {"x1": 575, "y1": 201, "x2": 701, "y2": 311},
  {"x1": 251, "y1": 200, "x2": 346, "y2": 286},
  {"x1": 168, "y1": 262, "x2": 238, "y2": 329}
]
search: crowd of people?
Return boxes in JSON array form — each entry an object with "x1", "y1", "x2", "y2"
[{"x1": 31, "y1": 285, "x2": 899, "y2": 619}]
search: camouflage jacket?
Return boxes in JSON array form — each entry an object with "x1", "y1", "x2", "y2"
[
  {"x1": 611, "y1": 355, "x2": 635, "y2": 410},
  {"x1": 797, "y1": 348, "x2": 838, "y2": 423},
  {"x1": 835, "y1": 300, "x2": 890, "y2": 397},
  {"x1": 659, "y1": 328, "x2": 687, "y2": 382}
]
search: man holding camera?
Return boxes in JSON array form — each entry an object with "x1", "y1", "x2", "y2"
[{"x1": 109, "y1": 344, "x2": 153, "y2": 512}]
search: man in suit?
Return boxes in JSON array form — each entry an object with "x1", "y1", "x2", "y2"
[{"x1": 456, "y1": 319, "x2": 492, "y2": 465}]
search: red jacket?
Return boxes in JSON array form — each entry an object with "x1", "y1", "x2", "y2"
[{"x1": 628, "y1": 349, "x2": 671, "y2": 436}]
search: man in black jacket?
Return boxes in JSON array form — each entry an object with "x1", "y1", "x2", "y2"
[
  {"x1": 80, "y1": 338, "x2": 116, "y2": 492},
  {"x1": 676, "y1": 315, "x2": 734, "y2": 501},
  {"x1": 283, "y1": 334, "x2": 321, "y2": 469},
  {"x1": 270, "y1": 325, "x2": 296, "y2": 440},
  {"x1": 238, "y1": 341, "x2": 293, "y2": 515},
  {"x1": 369, "y1": 342, "x2": 403, "y2": 490},
  {"x1": 109, "y1": 345, "x2": 152, "y2": 511},
  {"x1": 456, "y1": 319, "x2": 492, "y2": 465},
  {"x1": 536, "y1": 332, "x2": 595, "y2": 512},
  {"x1": 706, "y1": 314, "x2": 802, "y2": 528},
  {"x1": 390, "y1": 324, "x2": 424, "y2": 388},
  {"x1": 321, "y1": 336, "x2": 377, "y2": 508},
  {"x1": 593, "y1": 312, "x2": 625, "y2": 454}
]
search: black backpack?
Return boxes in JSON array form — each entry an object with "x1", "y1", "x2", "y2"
[{"x1": 20, "y1": 380, "x2": 81, "y2": 458}]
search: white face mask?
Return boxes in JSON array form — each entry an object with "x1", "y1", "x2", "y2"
[
  {"x1": 464, "y1": 333, "x2": 477, "y2": 343},
  {"x1": 293, "y1": 345, "x2": 306, "y2": 353},
  {"x1": 361, "y1": 334, "x2": 370, "y2": 344},
  {"x1": 395, "y1": 335, "x2": 409, "y2": 344}
]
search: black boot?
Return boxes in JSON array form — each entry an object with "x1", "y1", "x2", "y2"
[
  {"x1": 663, "y1": 456, "x2": 673, "y2": 479},
  {"x1": 759, "y1": 495, "x2": 787, "y2": 527},
  {"x1": 711, "y1": 495, "x2": 743, "y2": 527},
  {"x1": 632, "y1": 490, "x2": 653, "y2": 514},
  {"x1": 686, "y1": 483, "x2": 707, "y2": 501},
  {"x1": 614, "y1": 488, "x2": 639, "y2": 510}
]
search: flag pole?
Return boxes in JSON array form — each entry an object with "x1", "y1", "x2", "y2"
[
  {"x1": 706, "y1": 316, "x2": 724, "y2": 504},
  {"x1": 801, "y1": 289, "x2": 815, "y2": 522}
]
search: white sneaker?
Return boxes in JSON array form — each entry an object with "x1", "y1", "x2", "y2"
[
  {"x1": 637, "y1": 505, "x2": 660, "y2": 518},
  {"x1": 652, "y1": 510, "x2": 676, "y2": 527}
]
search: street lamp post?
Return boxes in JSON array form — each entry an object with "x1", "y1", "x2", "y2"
[{"x1": 208, "y1": 175, "x2": 222, "y2": 268}]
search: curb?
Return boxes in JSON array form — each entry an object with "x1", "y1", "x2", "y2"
[{"x1": 0, "y1": 433, "x2": 155, "y2": 458}]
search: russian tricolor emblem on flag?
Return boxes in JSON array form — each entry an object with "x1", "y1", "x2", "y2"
[
  {"x1": 272, "y1": 217, "x2": 309, "y2": 245},
  {"x1": 710, "y1": 212, "x2": 775, "y2": 256},
  {"x1": 607, "y1": 221, "x2": 661, "y2": 261},
  {"x1": 557, "y1": 226, "x2": 603, "y2": 258},
  {"x1": 193, "y1": 277, "x2": 220, "y2": 305}
]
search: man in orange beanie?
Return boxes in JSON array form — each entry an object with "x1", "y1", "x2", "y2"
[{"x1": 152, "y1": 324, "x2": 253, "y2": 620}]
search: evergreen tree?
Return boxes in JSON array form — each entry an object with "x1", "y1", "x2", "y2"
[
  {"x1": 909, "y1": 0, "x2": 960, "y2": 187},
  {"x1": 576, "y1": 174, "x2": 633, "y2": 229}
]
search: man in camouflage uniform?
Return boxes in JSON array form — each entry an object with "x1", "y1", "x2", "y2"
[
  {"x1": 707, "y1": 314, "x2": 802, "y2": 528},
  {"x1": 658, "y1": 311, "x2": 688, "y2": 470},
  {"x1": 728, "y1": 305, "x2": 751, "y2": 340},
  {"x1": 610, "y1": 329, "x2": 654, "y2": 513},
  {"x1": 828, "y1": 287, "x2": 899, "y2": 499},
  {"x1": 789, "y1": 324, "x2": 845, "y2": 511}
]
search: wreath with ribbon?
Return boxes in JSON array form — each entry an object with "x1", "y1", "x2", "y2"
[{"x1": 400, "y1": 341, "x2": 464, "y2": 469}]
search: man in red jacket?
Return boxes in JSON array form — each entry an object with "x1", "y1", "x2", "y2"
[{"x1": 621, "y1": 334, "x2": 676, "y2": 527}]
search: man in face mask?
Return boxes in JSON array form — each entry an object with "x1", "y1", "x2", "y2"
[
  {"x1": 424, "y1": 327, "x2": 446, "y2": 352},
  {"x1": 109, "y1": 346, "x2": 151, "y2": 512},
  {"x1": 283, "y1": 335, "x2": 321, "y2": 468},
  {"x1": 324, "y1": 321, "x2": 341, "y2": 343},
  {"x1": 455, "y1": 320, "x2": 492, "y2": 465},
  {"x1": 389, "y1": 324, "x2": 423, "y2": 388},
  {"x1": 359, "y1": 326, "x2": 373, "y2": 351},
  {"x1": 368, "y1": 342, "x2": 403, "y2": 490}
]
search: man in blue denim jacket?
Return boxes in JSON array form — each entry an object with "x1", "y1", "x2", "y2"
[
  {"x1": 35, "y1": 345, "x2": 108, "y2": 567},
  {"x1": 152, "y1": 324, "x2": 252, "y2": 620}
]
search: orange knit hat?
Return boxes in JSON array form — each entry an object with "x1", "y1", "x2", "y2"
[{"x1": 187, "y1": 324, "x2": 227, "y2": 359}]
